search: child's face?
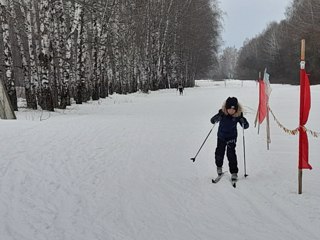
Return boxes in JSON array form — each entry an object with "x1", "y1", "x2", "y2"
[{"x1": 227, "y1": 108, "x2": 236, "y2": 115}]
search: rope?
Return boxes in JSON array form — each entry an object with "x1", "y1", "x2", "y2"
[
  {"x1": 303, "y1": 126, "x2": 320, "y2": 138},
  {"x1": 268, "y1": 107, "x2": 320, "y2": 138}
]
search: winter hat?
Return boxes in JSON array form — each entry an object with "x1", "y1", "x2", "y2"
[{"x1": 225, "y1": 97, "x2": 238, "y2": 110}]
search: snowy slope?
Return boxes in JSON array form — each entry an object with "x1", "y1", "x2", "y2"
[{"x1": 0, "y1": 80, "x2": 319, "y2": 240}]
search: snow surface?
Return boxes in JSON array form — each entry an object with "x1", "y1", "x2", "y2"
[{"x1": 0, "y1": 80, "x2": 319, "y2": 240}]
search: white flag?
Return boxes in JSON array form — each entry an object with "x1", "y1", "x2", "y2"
[{"x1": 263, "y1": 68, "x2": 272, "y2": 97}]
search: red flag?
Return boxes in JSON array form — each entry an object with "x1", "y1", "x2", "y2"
[
  {"x1": 258, "y1": 80, "x2": 267, "y2": 124},
  {"x1": 299, "y1": 130, "x2": 311, "y2": 169},
  {"x1": 298, "y1": 69, "x2": 312, "y2": 169},
  {"x1": 300, "y1": 69, "x2": 311, "y2": 125}
]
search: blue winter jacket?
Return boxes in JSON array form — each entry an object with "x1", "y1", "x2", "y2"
[{"x1": 210, "y1": 104, "x2": 249, "y2": 141}]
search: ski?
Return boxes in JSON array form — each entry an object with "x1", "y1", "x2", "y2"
[{"x1": 211, "y1": 173, "x2": 224, "y2": 183}]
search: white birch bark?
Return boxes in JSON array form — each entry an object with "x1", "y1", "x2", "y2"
[
  {"x1": 11, "y1": 0, "x2": 36, "y2": 109},
  {"x1": 156, "y1": 0, "x2": 173, "y2": 89},
  {"x1": 64, "y1": 0, "x2": 77, "y2": 99},
  {"x1": 91, "y1": 6, "x2": 100, "y2": 100},
  {"x1": 38, "y1": 0, "x2": 54, "y2": 111},
  {"x1": 110, "y1": 0, "x2": 121, "y2": 93},
  {"x1": 0, "y1": 0, "x2": 17, "y2": 110},
  {"x1": 39, "y1": 0, "x2": 50, "y2": 85},
  {"x1": 75, "y1": 4, "x2": 87, "y2": 103},
  {"x1": 56, "y1": 0, "x2": 70, "y2": 107},
  {"x1": 23, "y1": 0, "x2": 38, "y2": 85}
]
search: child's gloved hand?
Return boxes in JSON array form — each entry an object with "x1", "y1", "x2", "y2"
[
  {"x1": 210, "y1": 110, "x2": 224, "y2": 124},
  {"x1": 239, "y1": 112, "x2": 246, "y2": 124},
  {"x1": 239, "y1": 112, "x2": 249, "y2": 129}
]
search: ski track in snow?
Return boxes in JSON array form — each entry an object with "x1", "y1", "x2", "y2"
[{"x1": 0, "y1": 80, "x2": 319, "y2": 240}]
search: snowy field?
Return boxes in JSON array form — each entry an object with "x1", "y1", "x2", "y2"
[{"x1": 0, "y1": 80, "x2": 319, "y2": 240}]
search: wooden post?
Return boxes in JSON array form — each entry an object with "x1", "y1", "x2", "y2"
[
  {"x1": 254, "y1": 72, "x2": 261, "y2": 132},
  {"x1": 298, "y1": 169, "x2": 302, "y2": 194},
  {"x1": 264, "y1": 69, "x2": 271, "y2": 150},
  {"x1": 266, "y1": 105, "x2": 271, "y2": 150},
  {"x1": 298, "y1": 39, "x2": 305, "y2": 194},
  {"x1": 301, "y1": 39, "x2": 305, "y2": 61}
]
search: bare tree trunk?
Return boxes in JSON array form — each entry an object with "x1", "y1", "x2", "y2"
[
  {"x1": 38, "y1": 0, "x2": 53, "y2": 111},
  {"x1": 75, "y1": 4, "x2": 87, "y2": 104},
  {"x1": 0, "y1": 3, "x2": 6, "y2": 88},
  {"x1": 21, "y1": 0, "x2": 37, "y2": 109},
  {"x1": 0, "y1": 1, "x2": 17, "y2": 110},
  {"x1": 91, "y1": 6, "x2": 100, "y2": 100}
]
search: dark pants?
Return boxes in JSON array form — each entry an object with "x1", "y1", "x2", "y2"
[{"x1": 215, "y1": 138, "x2": 238, "y2": 174}]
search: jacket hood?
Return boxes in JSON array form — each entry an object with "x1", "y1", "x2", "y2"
[{"x1": 221, "y1": 101, "x2": 243, "y2": 117}]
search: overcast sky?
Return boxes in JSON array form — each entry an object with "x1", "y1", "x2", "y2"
[{"x1": 219, "y1": 0, "x2": 293, "y2": 49}]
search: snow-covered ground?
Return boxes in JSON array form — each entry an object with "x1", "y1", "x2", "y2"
[{"x1": 0, "y1": 80, "x2": 319, "y2": 240}]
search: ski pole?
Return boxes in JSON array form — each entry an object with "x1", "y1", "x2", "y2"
[
  {"x1": 242, "y1": 125, "x2": 248, "y2": 177},
  {"x1": 190, "y1": 124, "x2": 216, "y2": 162}
]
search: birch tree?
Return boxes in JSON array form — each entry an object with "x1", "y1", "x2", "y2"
[
  {"x1": 0, "y1": 0, "x2": 17, "y2": 110},
  {"x1": 0, "y1": 0, "x2": 223, "y2": 111},
  {"x1": 37, "y1": 0, "x2": 54, "y2": 111},
  {"x1": 21, "y1": 0, "x2": 37, "y2": 109}
]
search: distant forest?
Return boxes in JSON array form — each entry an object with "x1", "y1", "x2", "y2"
[
  {"x1": 0, "y1": 0, "x2": 221, "y2": 111},
  {"x1": 1, "y1": 0, "x2": 318, "y2": 112},
  {"x1": 215, "y1": 0, "x2": 320, "y2": 85}
]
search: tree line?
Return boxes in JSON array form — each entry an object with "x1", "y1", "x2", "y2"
[
  {"x1": 215, "y1": 0, "x2": 320, "y2": 85},
  {"x1": 0, "y1": 0, "x2": 221, "y2": 111}
]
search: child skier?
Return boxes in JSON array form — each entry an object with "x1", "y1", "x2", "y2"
[{"x1": 210, "y1": 97, "x2": 249, "y2": 181}]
